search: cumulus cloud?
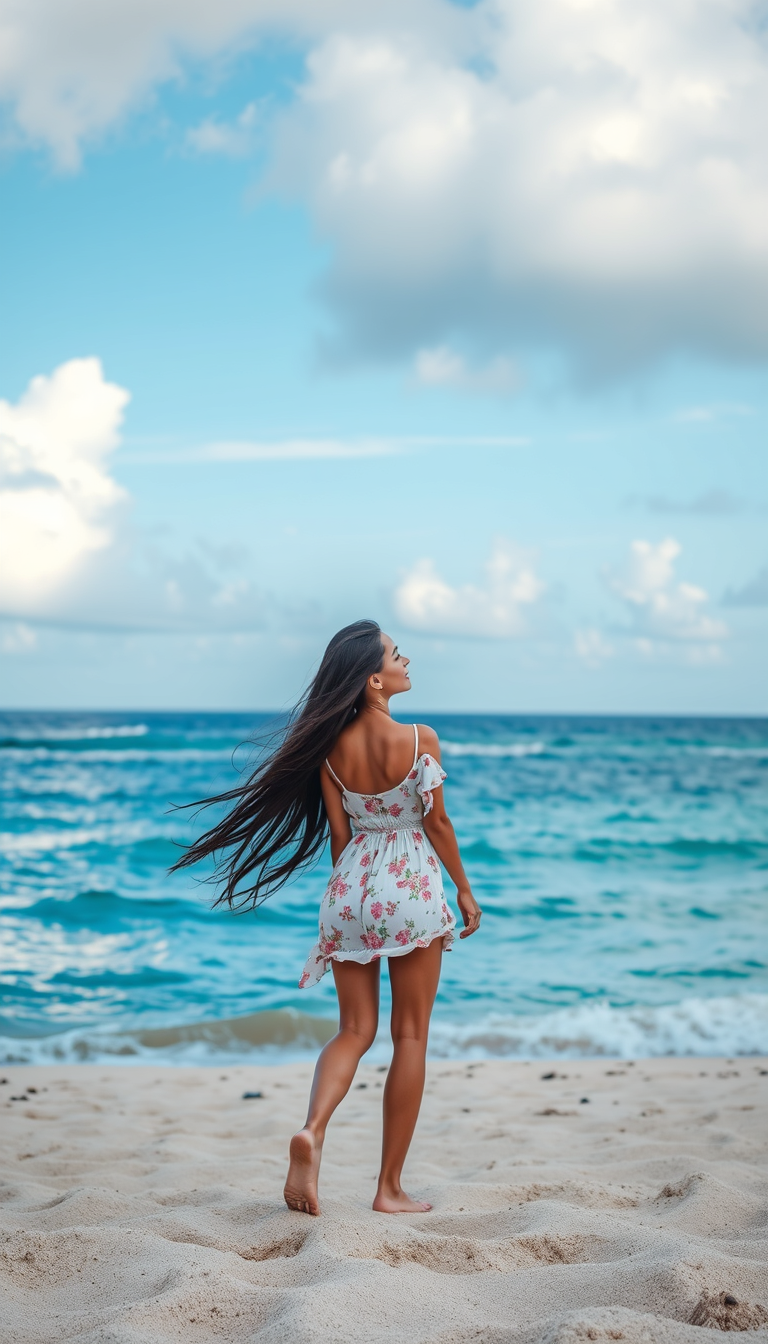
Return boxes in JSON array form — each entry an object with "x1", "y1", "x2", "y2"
[
  {"x1": 608, "y1": 538, "x2": 727, "y2": 645},
  {"x1": 271, "y1": 1, "x2": 768, "y2": 378},
  {"x1": 723, "y1": 565, "x2": 768, "y2": 607},
  {"x1": 0, "y1": 0, "x2": 449, "y2": 169},
  {"x1": 0, "y1": 359, "x2": 265, "y2": 632},
  {"x1": 0, "y1": 358, "x2": 129, "y2": 612},
  {"x1": 2, "y1": 3, "x2": 766, "y2": 380},
  {"x1": 393, "y1": 540, "x2": 543, "y2": 639}
]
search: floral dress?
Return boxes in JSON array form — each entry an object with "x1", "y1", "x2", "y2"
[{"x1": 299, "y1": 725, "x2": 455, "y2": 987}]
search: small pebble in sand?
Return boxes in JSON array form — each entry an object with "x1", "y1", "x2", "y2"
[
  {"x1": 241, "y1": 1092, "x2": 263, "y2": 1100},
  {"x1": 580, "y1": 1097, "x2": 590, "y2": 1104},
  {"x1": 541, "y1": 1072, "x2": 556, "y2": 1080}
]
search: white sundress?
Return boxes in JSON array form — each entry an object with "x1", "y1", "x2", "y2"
[{"x1": 299, "y1": 725, "x2": 456, "y2": 987}]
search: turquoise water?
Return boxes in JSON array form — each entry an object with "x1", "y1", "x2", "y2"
[{"x1": 1, "y1": 712, "x2": 766, "y2": 1063}]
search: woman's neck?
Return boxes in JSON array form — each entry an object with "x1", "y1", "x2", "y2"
[{"x1": 359, "y1": 699, "x2": 392, "y2": 721}]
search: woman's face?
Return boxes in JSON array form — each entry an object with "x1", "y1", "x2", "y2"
[{"x1": 374, "y1": 633, "x2": 411, "y2": 697}]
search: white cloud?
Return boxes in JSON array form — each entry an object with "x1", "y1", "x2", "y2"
[
  {"x1": 608, "y1": 538, "x2": 727, "y2": 645},
  {"x1": 574, "y1": 627, "x2": 613, "y2": 668},
  {"x1": 723, "y1": 565, "x2": 768, "y2": 608},
  {"x1": 414, "y1": 347, "x2": 520, "y2": 395},
  {"x1": 393, "y1": 539, "x2": 543, "y2": 639},
  {"x1": 0, "y1": 358, "x2": 129, "y2": 612},
  {"x1": 2, "y1": 2, "x2": 765, "y2": 375},
  {"x1": 0, "y1": 0, "x2": 449, "y2": 170},
  {"x1": 270, "y1": 2, "x2": 768, "y2": 377},
  {"x1": 0, "y1": 622, "x2": 38, "y2": 654},
  {"x1": 186, "y1": 101, "x2": 259, "y2": 157},
  {"x1": 0, "y1": 359, "x2": 266, "y2": 632},
  {"x1": 673, "y1": 402, "x2": 752, "y2": 424},
  {"x1": 121, "y1": 433, "x2": 531, "y2": 463},
  {"x1": 629, "y1": 488, "x2": 744, "y2": 516}
]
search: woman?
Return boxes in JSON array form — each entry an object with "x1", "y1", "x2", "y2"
[{"x1": 173, "y1": 620, "x2": 481, "y2": 1216}]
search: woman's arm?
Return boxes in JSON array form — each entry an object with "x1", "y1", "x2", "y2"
[
  {"x1": 418, "y1": 727, "x2": 482, "y2": 940},
  {"x1": 320, "y1": 766, "x2": 353, "y2": 866}
]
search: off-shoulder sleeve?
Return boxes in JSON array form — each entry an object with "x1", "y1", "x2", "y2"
[{"x1": 416, "y1": 754, "x2": 447, "y2": 816}]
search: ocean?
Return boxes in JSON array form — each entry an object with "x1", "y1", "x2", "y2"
[{"x1": 1, "y1": 711, "x2": 766, "y2": 1065}]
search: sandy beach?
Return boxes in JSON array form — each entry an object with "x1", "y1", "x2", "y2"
[{"x1": 2, "y1": 1056, "x2": 767, "y2": 1343}]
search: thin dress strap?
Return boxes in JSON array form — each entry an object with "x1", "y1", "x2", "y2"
[
  {"x1": 324, "y1": 758, "x2": 346, "y2": 792},
  {"x1": 412, "y1": 722, "x2": 419, "y2": 768}
]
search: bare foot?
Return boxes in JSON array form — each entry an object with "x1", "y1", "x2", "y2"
[
  {"x1": 372, "y1": 1188, "x2": 432, "y2": 1214},
  {"x1": 283, "y1": 1128, "x2": 322, "y2": 1215}
]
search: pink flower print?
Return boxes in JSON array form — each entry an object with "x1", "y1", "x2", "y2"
[
  {"x1": 416, "y1": 937, "x2": 429, "y2": 948},
  {"x1": 413, "y1": 830, "x2": 423, "y2": 845},
  {"x1": 299, "y1": 971, "x2": 310, "y2": 988},
  {"x1": 328, "y1": 874, "x2": 350, "y2": 903},
  {"x1": 321, "y1": 925, "x2": 343, "y2": 955},
  {"x1": 395, "y1": 928, "x2": 410, "y2": 946},
  {"x1": 370, "y1": 901, "x2": 383, "y2": 919},
  {"x1": 361, "y1": 929, "x2": 385, "y2": 950},
  {"x1": 423, "y1": 755, "x2": 432, "y2": 766},
  {"x1": 386, "y1": 901, "x2": 398, "y2": 916},
  {"x1": 427, "y1": 854, "x2": 438, "y2": 871},
  {"x1": 388, "y1": 803, "x2": 403, "y2": 818},
  {"x1": 388, "y1": 854, "x2": 406, "y2": 877},
  {"x1": 354, "y1": 833, "x2": 366, "y2": 846},
  {"x1": 364, "y1": 798, "x2": 381, "y2": 814},
  {"x1": 385, "y1": 830, "x2": 397, "y2": 844},
  {"x1": 407, "y1": 768, "x2": 418, "y2": 780},
  {"x1": 340, "y1": 905, "x2": 354, "y2": 921},
  {"x1": 359, "y1": 851, "x2": 371, "y2": 867}
]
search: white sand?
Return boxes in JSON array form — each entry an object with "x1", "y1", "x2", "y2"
[{"x1": 2, "y1": 1056, "x2": 767, "y2": 1343}]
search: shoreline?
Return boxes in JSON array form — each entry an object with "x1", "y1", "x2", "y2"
[{"x1": 2, "y1": 1056, "x2": 767, "y2": 1342}]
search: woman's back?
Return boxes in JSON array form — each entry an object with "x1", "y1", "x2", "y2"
[{"x1": 327, "y1": 717, "x2": 434, "y2": 796}]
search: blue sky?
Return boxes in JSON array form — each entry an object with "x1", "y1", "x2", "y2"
[{"x1": 1, "y1": 2, "x2": 766, "y2": 712}]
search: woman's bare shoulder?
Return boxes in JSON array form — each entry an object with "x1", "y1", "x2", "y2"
[{"x1": 416, "y1": 723, "x2": 441, "y2": 756}]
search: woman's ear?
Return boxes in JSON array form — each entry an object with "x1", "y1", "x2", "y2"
[{"x1": 369, "y1": 674, "x2": 383, "y2": 690}]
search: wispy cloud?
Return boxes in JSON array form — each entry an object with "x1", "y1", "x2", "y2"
[
  {"x1": 673, "y1": 403, "x2": 753, "y2": 424},
  {"x1": 723, "y1": 566, "x2": 768, "y2": 608},
  {"x1": 573, "y1": 628, "x2": 614, "y2": 668},
  {"x1": 414, "y1": 347, "x2": 520, "y2": 396},
  {"x1": 626, "y1": 489, "x2": 745, "y2": 517},
  {"x1": 122, "y1": 434, "x2": 531, "y2": 464},
  {"x1": 186, "y1": 102, "x2": 259, "y2": 157}
]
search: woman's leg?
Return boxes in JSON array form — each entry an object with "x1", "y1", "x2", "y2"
[
  {"x1": 373, "y1": 938, "x2": 443, "y2": 1214},
  {"x1": 284, "y1": 957, "x2": 380, "y2": 1214}
]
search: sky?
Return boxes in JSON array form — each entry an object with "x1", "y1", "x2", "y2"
[{"x1": 0, "y1": 0, "x2": 766, "y2": 714}]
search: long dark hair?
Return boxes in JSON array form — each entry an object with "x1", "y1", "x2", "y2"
[{"x1": 170, "y1": 619, "x2": 385, "y2": 911}]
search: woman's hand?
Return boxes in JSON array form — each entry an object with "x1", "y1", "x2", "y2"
[{"x1": 456, "y1": 887, "x2": 482, "y2": 938}]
